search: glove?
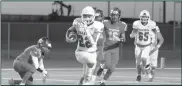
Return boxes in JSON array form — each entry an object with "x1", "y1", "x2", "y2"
[{"x1": 42, "y1": 70, "x2": 48, "y2": 84}]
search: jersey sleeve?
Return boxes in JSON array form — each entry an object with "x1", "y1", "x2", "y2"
[
  {"x1": 30, "y1": 48, "x2": 41, "y2": 58},
  {"x1": 155, "y1": 26, "x2": 160, "y2": 32},
  {"x1": 122, "y1": 22, "x2": 128, "y2": 31},
  {"x1": 132, "y1": 21, "x2": 138, "y2": 29},
  {"x1": 72, "y1": 18, "x2": 81, "y2": 26}
]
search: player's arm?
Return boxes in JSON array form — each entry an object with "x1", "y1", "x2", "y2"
[
  {"x1": 130, "y1": 21, "x2": 138, "y2": 38},
  {"x1": 65, "y1": 20, "x2": 77, "y2": 43},
  {"x1": 120, "y1": 22, "x2": 128, "y2": 42},
  {"x1": 30, "y1": 50, "x2": 41, "y2": 70},
  {"x1": 156, "y1": 26, "x2": 164, "y2": 48}
]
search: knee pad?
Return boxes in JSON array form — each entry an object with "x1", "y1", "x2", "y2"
[{"x1": 87, "y1": 63, "x2": 94, "y2": 68}]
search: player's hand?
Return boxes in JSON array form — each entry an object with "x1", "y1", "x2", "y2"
[
  {"x1": 42, "y1": 70, "x2": 48, "y2": 84},
  {"x1": 130, "y1": 33, "x2": 135, "y2": 38},
  {"x1": 149, "y1": 45, "x2": 161, "y2": 55},
  {"x1": 66, "y1": 32, "x2": 77, "y2": 43}
]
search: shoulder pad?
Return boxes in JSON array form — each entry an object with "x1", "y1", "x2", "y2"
[
  {"x1": 94, "y1": 21, "x2": 104, "y2": 32},
  {"x1": 132, "y1": 20, "x2": 140, "y2": 29},
  {"x1": 30, "y1": 47, "x2": 41, "y2": 57},
  {"x1": 72, "y1": 18, "x2": 82, "y2": 26}
]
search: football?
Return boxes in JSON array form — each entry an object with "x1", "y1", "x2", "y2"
[{"x1": 68, "y1": 31, "x2": 78, "y2": 43}]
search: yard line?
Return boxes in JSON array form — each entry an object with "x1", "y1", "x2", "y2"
[
  {"x1": 2, "y1": 68, "x2": 181, "y2": 71},
  {"x1": 2, "y1": 78, "x2": 181, "y2": 85}
]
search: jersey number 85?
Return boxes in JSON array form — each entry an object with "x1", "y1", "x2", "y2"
[{"x1": 138, "y1": 31, "x2": 149, "y2": 41}]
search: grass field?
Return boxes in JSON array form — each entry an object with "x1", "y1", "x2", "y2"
[
  {"x1": 2, "y1": 68, "x2": 181, "y2": 85},
  {"x1": 1, "y1": 44, "x2": 181, "y2": 85}
]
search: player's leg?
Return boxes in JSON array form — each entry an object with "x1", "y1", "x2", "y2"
[
  {"x1": 94, "y1": 47, "x2": 105, "y2": 77},
  {"x1": 9, "y1": 60, "x2": 23, "y2": 85},
  {"x1": 92, "y1": 48, "x2": 104, "y2": 83},
  {"x1": 100, "y1": 50, "x2": 112, "y2": 85},
  {"x1": 10, "y1": 59, "x2": 36, "y2": 85},
  {"x1": 78, "y1": 64, "x2": 87, "y2": 85},
  {"x1": 102, "y1": 48, "x2": 119, "y2": 84},
  {"x1": 20, "y1": 62, "x2": 36, "y2": 85},
  {"x1": 84, "y1": 52, "x2": 97, "y2": 84},
  {"x1": 147, "y1": 49, "x2": 159, "y2": 82},
  {"x1": 140, "y1": 46, "x2": 153, "y2": 81},
  {"x1": 75, "y1": 50, "x2": 87, "y2": 85},
  {"x1": 135, "y1": 46, "x2": 143, "y2": 82}
]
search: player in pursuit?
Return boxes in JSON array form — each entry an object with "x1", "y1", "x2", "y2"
[
  {"x1": 96, "y1": 7, "x2": 127, "y2": 85},
  {"x1": 130, "y1": 10, "x2": 163, "y2": 82},
  {"x1": 148, "y1": 26, "x2": 164, "y2": 82},
  {"x1": 65, "y1": 6, "x2": 104, "y2": 85},
  {"x1": 8, "y1": 37, "x2": 51, "y2": 85}
]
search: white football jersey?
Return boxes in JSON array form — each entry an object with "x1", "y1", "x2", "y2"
[
  {"x1": 133, "y1": 20, "x2": 157, "y2": 45},
  {"x1": 72, "y1": 18, "x2": 104, "y2": 52}
]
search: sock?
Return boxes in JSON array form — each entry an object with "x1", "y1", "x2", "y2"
[
  {"x1": 137, "y1": 65, "x2": 142, "y2": 76},
  {"x1": 97, "y1": 66, "x2": 104, "y2": 76},
  {"x1": 13, "y1": 80, "x2": 22, "y2": 85},
  {"x1": 103, "y1": 69, "x2": 112, "y2": 80},
  {"x1": 91, "y1": 75, "x2": 97, "y2": 83}
]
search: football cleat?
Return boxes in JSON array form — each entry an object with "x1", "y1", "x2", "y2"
[
  {"x1": 8, "y1": 78, "x2": 15, "y2": 85},
  {"x1": 136, "y1": 75, "x2": 141, "y2": 82}
]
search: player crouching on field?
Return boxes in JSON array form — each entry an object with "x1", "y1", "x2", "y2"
[
  {"x1": 65, "y1": 6, "x2": 104, "y2": 85},
  {"x1": 8, "y1": 37, "x2": 51, "y2": 85},
  {"x1": 96, "y1": 7, "x2": 127, "y2": 85},
  {"x1": 130, "y1": 10, "x2": 164, "y2": 82}
]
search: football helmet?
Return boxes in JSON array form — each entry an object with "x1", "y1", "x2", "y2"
[
  {"x1": 95, "y1": 8, "x2": 104, "y2": 22},
  {"x1": 110, "y1": 7, "x2": 121, "y2": 22},
  {"x1": 38, "y1": 37, "x2": 52, "y2": 49},
  {"x1": 81, "y1": 6, "x2": 95, "y2": 25},
  {"x1": 139, "y1": 10, "x2": 150, "y2": 25}
]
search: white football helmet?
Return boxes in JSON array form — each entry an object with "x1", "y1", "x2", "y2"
[
  {"x1": 139, "y1": 10, "x2": 150, "y2": 25},
  {"x1": 81, "y1": 6, "x2": 95, "y2": 25}
]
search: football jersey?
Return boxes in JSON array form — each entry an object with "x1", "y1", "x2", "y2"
[
  {"x1": 133, "y1": 20, "x2": 157, "y2": 45},
  {"x1": 16, "y1": 45, "x2": 42, "y2": 64},
  {"x1": 72, "y1": 18, "x2": 104, "y2": 52},
  {"x1": 104, "y1": 20, "x2": 127, "y2": 48}
]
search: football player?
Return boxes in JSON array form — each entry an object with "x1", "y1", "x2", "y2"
[
  {"x1": 130, "y1": 10, "x2": 163, "y2": 82},
  {"x1": 8, "y1": 37, "x2": 51, "y2": 85},
  {"x1": 148, "y1": 26, "x2": 164, "y2": 82},
  {"x1": 97, "y1": 7, "x2": 127, "y2": 85},
  {"x1": 65, "y1": 6, "x2": 104, "y2": 85}
]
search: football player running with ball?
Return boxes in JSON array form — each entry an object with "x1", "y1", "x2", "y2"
[
  {"x1": 65, "y1": 6, "x2": 104, "y2": 85},
  {"x1": 130, "y1": 10, "x2": 164, "y2": 82},
  {"x1": 8, "y1": 37, "x2": 51, "y2": 85},
  {"x1": 96, "y1": 7, "x2": 127, "y2": 85}
]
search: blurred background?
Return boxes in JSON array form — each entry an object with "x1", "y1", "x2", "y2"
[{"x1": 1, "y1": 1, "x2": 181, "y2": 68}]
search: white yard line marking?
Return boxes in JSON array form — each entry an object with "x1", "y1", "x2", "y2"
[
  {"x1": 2, "y1": 78, "x2": 181, "y2": 85},
  {"x1": 2, "y1": 67, "x2": 181, "y2": 71}
]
